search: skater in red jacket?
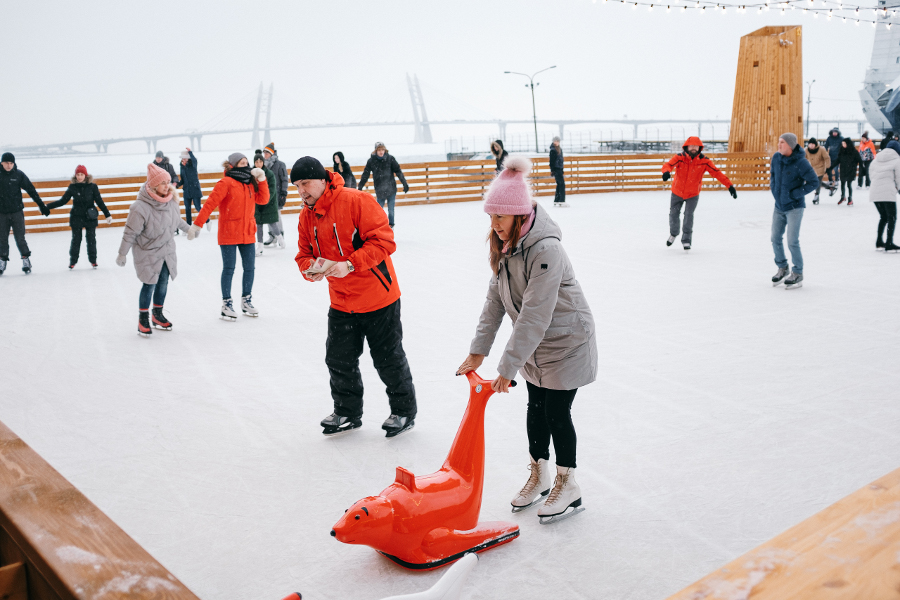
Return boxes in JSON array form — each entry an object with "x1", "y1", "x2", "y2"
[{"x1": 661, "y1": 136, "x2": 736, "y2": 250}]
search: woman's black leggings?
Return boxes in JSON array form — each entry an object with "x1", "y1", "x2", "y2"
[
  {"x1": 526, "y1": 381, "x2": 578, "y2": 468},
  {"x1": 840, "y1": 176, "x2": 853, "y2": 199},
  {"x1": 875, "y1": 201, "x2": 897, "y2": 243}
]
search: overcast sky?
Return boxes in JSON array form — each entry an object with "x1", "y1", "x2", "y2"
[{"x1": 0, "y1": 0, "x2": 880, "y2": 148}]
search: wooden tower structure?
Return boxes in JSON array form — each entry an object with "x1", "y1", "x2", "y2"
[{"x1": 728, "y1": 26, "x2": 803, "y2": 154}]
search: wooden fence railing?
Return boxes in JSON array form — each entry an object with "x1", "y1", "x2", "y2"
[
  {"x1": 0, "y1": 419, "x2": 200, "y2": 599},
  {"x1": 18, "y1": 153, "x2": 771, "y2": 234}
]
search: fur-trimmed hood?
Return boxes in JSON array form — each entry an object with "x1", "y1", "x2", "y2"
[{"x1": 70, "y1": 174, "x2": 94, "y2": 184}]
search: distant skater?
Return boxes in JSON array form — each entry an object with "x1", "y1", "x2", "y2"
[
  {"x1": 332, "y1": 152, "x2": 357, "y2": 189},
  {"x1": 823, "y1": 127, "x2": 842, "y2": 195},
  {"x1": 868, "y1": 139, "x2": 900, "y2": 252},
  {"x1": 837, "y1": 138, "x2": 861, "y2": 206},
  {"x1": 178, "y1": 148, "x2": 206, "y2": 229},
  {"x1": 661, "y1": 136, "x2": 736, "y2": 250},
  {"x1": 549, "y1": 136, "x2": 567, "y2": 207},
  {"x1": 769, "y1": 133, "x2": 819, "y2": 290},
  {"x1": 858, "y1": 132, "x2": 877, "y2": 188},
  {"x1": 253, "y1": 151, "x2": 281, "y2": 255},
  {"x1": 262, "y1": 143, "x2": 288, "y2": 248},
  {"x1": 0, "y1": 152, "x2": 49, "y2": 275},
  {"x1": 804, "y1": 138, "x2": 830, "y2": 205},
  {"x1": 359, "y1": 142, "x2": 409, "y2": 228},
  {"x1": 116, "y1": 163, "x2": 193, "y2": 336},
  {"x1": 457, "y1": 156, "x2": 596, "y2": 524},
  {"x1": 189, "y1": 153, "x2": 269, "y2": 319},
  {"x1": 491, "y1": 140, "x2": 509, "y2": 174},
  {"x1": 46, "y1": 164, "x2": 112, "y2": 269}
]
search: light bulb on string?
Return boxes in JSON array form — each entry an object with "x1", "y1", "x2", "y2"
[
  {"x1": 633, "y1": 2, "x2": 638, "y2": 8},
  {"x1": 888, "y1": 22, "x2": 893, "y2": 29},
  {"x1": 757, "y1": 5, "x2": 763, "y2": 12},
  {"x1": 701, "y1": 6, "x2": 706, "y2": 14},
  {"x1": 648, "y1": 4, "x2": 654, "y2": 11},
  {"x1": 813, "y1": 10, "x2": 818, "y2": 17},
  {"x1": 666, "y1": 4, "x2": 671, "y2": 12}
]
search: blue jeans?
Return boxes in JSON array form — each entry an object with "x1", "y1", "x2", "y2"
[
  {"x1": 184, "y1": 195, "x2": 202, "y2": 226},
  {"x1": 377, "y1": 193, "x2": 396, "y2": 226},
  {"x1": 139, "y1": 261, "x2": 169, "y2": 310},
  {"x1": 771, "y1": 207, "x2": 804, "y2": 274},
  {"x1": 220, "y1": 243, "x2": 255, "y2": 299}
]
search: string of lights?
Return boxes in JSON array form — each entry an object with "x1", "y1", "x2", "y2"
[{"x1": 593, "y1": 0, "x2": 900, "y2": 27}]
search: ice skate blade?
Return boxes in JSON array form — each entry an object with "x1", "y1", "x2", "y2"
[
  {"x1": 137, "y1": 331, "x2": 151, "y2": 338},
  {"x1": 511, "y1": 490, "x2": 550, "y2": 513},
  {"x1": 323, "y1": 423, "x2": 362, "y2": 437},
  {"x1": 151, "y1": 324, "x2": 172, "y2": 331},
  {"x1": 242, "y1": 312, "x2": 259, "y2": 318},
  {"x1": 384, "y1": 421, "x2": 415, "y2": 439},
  {"x1": 220, "y1": 314, "x2": 237, "y2": 321},
  {"x1": 539, "y1": 506, "x2": 585, "y2": 525},
  {"x1": 785, "y1": 282, "x2": 803, "y2": 290}
]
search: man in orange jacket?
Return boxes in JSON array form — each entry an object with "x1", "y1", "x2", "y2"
[
  {"x1": 292, "y1": 157, "x2": 417, "y2": 438},
  {"x1": 662, "y1": 137, "x2": 737, "y2": 250}
]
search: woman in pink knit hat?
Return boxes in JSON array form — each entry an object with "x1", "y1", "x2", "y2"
[
  {"x1": 116, "y1": 163, "x2": 193, "y2": 337},
  {"x1": 457, "y1": 155, "x2": 597, "y2": 525}
]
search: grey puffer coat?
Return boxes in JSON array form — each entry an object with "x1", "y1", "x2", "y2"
[
  {"x1": 118, "y1": 184, "x2": 189, "y2": 284},
  {"x1": 470, "y1": 202, "x2": 597, "y2": 390}
]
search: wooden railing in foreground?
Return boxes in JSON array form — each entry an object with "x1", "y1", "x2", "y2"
[
  {"x1": 19, "y1": 153, "x2": 771, "y2": 233},
  {"x1": 667, "y1": 466, "x2": 900, "y2": 599},
  {"x1": 0, "y1": 419, "x2": 200, "y2": 600}
]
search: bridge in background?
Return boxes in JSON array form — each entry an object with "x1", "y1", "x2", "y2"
[{"x1": 5, "y1": 76, "x2": 870, "y2": 156}]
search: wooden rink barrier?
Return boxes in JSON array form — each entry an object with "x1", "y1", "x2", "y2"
[
  {"x1": 0, "y1": 419, "x2": 200, "y2": 600},
  {"x1": 667, "y1": 466, "x2": 900, "y2": 600},
  {"x1": 18, "y1": 153, "x2": 772, "y2": 234}
]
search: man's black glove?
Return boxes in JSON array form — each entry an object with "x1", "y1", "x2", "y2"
[
  {"x1": 662, "y1": 172, "x2": 670, "y2": 182},
  {"x1": 728, "y1": 185, "x2": 737, "y2": 199},
  {"x1": 279, "y1": 194, "x2": 287, "y2": 208},
  {"x1": 39, "y1": 205, "x2": 50, "y2": 217},
  {"x1": 402, "y1": 183, "x2": 410, "y2": 193}
]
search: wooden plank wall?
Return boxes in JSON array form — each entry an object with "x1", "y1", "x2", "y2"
[
  {"x1": 0, "y1": 420, "x2": 201, "y2": 600},
  {"x1": 729, "y1": 26, "x2": 804, "y2": 154},
  {"x1": 18, "y1": 153, "x2": 771, "y2": 234},
  {"x1": 667, "y1": 466, "x2": 900, "y2": 599}
]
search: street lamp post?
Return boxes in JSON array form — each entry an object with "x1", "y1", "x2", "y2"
[
  {"x1": 504, "y1": 66, "x2": 556, "y2": 153},
  {"x1": 805, "y1": 80, "x2": 815, "y2": 139}
]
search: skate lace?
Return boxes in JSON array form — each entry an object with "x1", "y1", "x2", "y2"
[
  {"x1": 517, "y1": 463, "x2": 542, "y2": 497},
  {"x1": 545, "y1": 473, "x2": 569, "y2": 506}
]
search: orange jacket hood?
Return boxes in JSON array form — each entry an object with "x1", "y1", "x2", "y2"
[{"x1": 682, "y1": 136, "x2": 704, "y2": 152}]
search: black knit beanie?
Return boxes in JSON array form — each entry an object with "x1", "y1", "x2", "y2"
[
  {"x1": 807, "y1": 138, "x2": 818, "y2": 146},
  {"x1": 1, "y1": 152, "x2": 14, "y2": 163},
  {"x1": 290, "y1": 157, "x2": 328, "y2": 182}
]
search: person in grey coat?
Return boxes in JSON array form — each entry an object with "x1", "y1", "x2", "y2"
[
  {"x1": 456, "y1": 156, "x2": 596, "y2": 524},
  {"x1": 262, "y1": 142, "x2": 288, "y2": 247},
  {"x1": 116, "y1": 163, "x2": 193, "y2": 336},
  {"x1": 867, "y1": 139, "x2": 900, "y2": 251}
]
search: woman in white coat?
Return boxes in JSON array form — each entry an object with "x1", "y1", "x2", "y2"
[{"x1": 867, "y1": 139, "x2": 900, "y2": 252}]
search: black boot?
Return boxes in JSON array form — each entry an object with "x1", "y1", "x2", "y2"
[
  {"x1": 151, "y1": 306, "x2": 172, "y2": 330},
  {"x1": 138, "y1": 311, "x2": 152, "y2": 337}
]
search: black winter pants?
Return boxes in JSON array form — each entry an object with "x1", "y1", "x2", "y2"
[
  {"x1": 69, "y1": 217, "x2": 98, "y2": 264},
  {"x1": 858, "y1": 160, "x2": 873, "y2": 187},
  {"x1": 552, "y1": 170, "x2": 566, "y2": 203},
  {"x1": 326, "y1": 299, "x2": 417, "y2": 419},
  {"x1": 526, "y1": 381, "x2": 578, "y2": 469},
  {"x1": 0, "y1": 210, "x2": 30, "y2": 260},
  {"x1": 875, "y1": 202, "x2": 897, "y2": 244},
  {"x1": 840, "y1": 176, "x2": 853, "y2": 200}
]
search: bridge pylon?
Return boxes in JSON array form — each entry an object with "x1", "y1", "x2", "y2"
[
  {"x1": 251, "y1": 83, "x2": 274, "y2": 149},
  {"x1": 407, "y1": 74, "x2": 433, "y2": 144}
]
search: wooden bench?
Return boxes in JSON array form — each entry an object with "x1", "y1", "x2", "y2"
[
  {"x1": 667, "y1": 467, "x2": 900, "y2": 599},
  {"x1": 0, "y1": 419, "x2": 200, "y2": 600}
]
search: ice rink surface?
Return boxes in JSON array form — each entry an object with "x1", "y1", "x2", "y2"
[{"x1": 2, "y1": 188, "x2": 899, "y2": 600}]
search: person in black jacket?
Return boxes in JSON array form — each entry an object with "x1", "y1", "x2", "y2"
[
  {"x1": 358, "y1": 142, "x2": 409, "y2": 227},
  {"x1": 46, "y1": 165, "x2": 112, "y2": 269},
  {"x1": 177, "y1": 148, "x2": 204, "y2": 228},
  {"x1": 837, "y1": 137, "x2": 862, "y2": 205},
  {"x1": 0, "y1": 152, "x2": 49, "y2": 275},
  {"x1": 549, "y1": 136, "x2": 566, "y2": 207},
  {"x1": 332, "y1": 152, "x2": 357, "y2": 189},
  {"x1": 823, "y1": 128, "x2": 842, "y2": 193},
  {"x1": 154, "y1": 151, "x2": 179, "y2": 185},
  {"x1": 490, "y1": 140, "x2": 509, "y2": 174}
]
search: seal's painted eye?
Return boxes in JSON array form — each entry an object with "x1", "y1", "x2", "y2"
[{"x1": 355, "y1": 515, "x2": 360, "y2": 520}]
